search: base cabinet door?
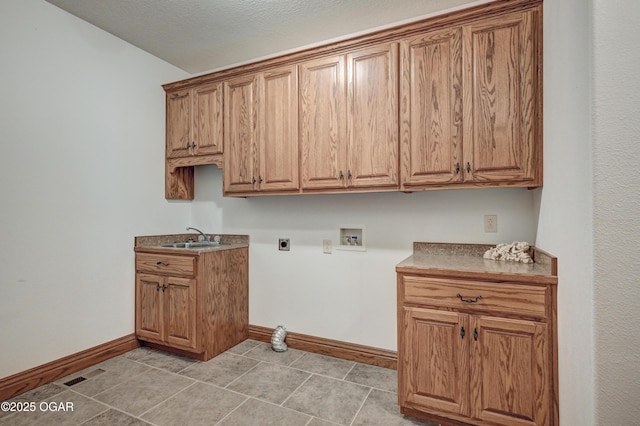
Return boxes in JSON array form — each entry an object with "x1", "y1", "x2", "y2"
[
  {"x1": 135, "y1": 274, "x2": 198, "y2": 351},
  {"x1": 135, "y1": 274, "x2": 164, "y2": 342},
  {"x1": 402, "y1": 307, "x2": 469, "y2": 417},
  {"x1": 164, "y1": 277, "x2": 198, "y2": 351},
  {"x1": 470, "y1": 316, "x2": 549, "y2": 426}
]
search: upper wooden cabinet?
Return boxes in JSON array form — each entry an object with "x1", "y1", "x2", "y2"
[
  {"x1": 401, "y1": 6, "x2": 541, "y2": 190},
  {"x1": 166, "y1": 83, "x2": 223, "y2": 159},
  {"x1": 400, "y1": 27, "x2": 463, "y2": 187},
  {"x1": 163, "y1": 0, "x2": 542, "y2": 199},
  {"x1": 299, "y1": 55, "x2": 347, "y2": 190},
  {"x1": 165, "y1": 83, "x2": 223, "y2": 200},
  {"x1": 299, "y1": 43, "x2": 399, "y2": 192},
  {"x1": 348, "y1": 44, "x2": 399, "y2": 189},
  {"x1": 223, "y1": 65, "x2": 299, "y2": 195}
]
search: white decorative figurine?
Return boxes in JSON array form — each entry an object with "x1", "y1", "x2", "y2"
[{"x1": 483, "y1": 241, "x2": 533, "y2": 263}]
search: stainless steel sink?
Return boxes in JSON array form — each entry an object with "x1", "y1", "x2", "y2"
[{"x1": 160, "y1": 241, "x2": 230, "y2": 249}]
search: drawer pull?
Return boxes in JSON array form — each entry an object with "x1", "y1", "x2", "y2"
[
  {"x1": 156, "y1": 261, "x2": 169, "y2": 267},
  {"x1": 456, "y1": 293, "x2": 482, "y2": 303}
]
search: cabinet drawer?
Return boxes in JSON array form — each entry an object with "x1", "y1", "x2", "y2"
[
  {"x1": 403, "y1": 276, "x2": 548, "y2": 320},
  {"x1": 136, "y1": 253, "x2": 196, "y2": 277}
]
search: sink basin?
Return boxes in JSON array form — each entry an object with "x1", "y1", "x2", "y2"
[{"x1": 160, "y1": 241, "x2": 230, "y2": 249}]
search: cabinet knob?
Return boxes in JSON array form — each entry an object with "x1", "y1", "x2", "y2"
[
  {"x1": 347, "y1": 170, "x2": 352, "y2": 180},
  {"x1": 252, "y1": 176, "x2": 256, "y2": 185},
  {"x1": 258, "y1": 176, "x2": 263, "y2": 184},
  {"x1": 455, "y1": 163, "x2": 460, "y2": 174},
  {"x1": 460, "y1": 326, "x2": 466, "y2": 339},
  {"x1": 466, "y1": 162, "x2": 471, "y2": 173},
  {"x1": 473, "y1": 328, "x2": 478, "y2": 341},
  {"x1": 339, "y1": 170, "x2": 344, "y2": 180}
]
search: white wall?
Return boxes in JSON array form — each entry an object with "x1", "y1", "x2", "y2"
[
  {"x1": 591, "y1": 0, "x2": 640, "y2": 423},
  {"x1": 192, "y1": 167, "x2": 538, "y2": 350},
  {"x1": 535, "y1": 0, "x2": 594, "y2": 424},
  {"x1": 0, "y1": 0, "x2": 190, "y2": 378}
]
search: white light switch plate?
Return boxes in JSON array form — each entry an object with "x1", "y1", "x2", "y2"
[{"x1": 323, "y1": 239, "x2": 332, "y2": 254}]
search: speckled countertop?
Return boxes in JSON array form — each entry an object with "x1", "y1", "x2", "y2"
[
  {"x1": 134, "y1": 234, "x2": 249, "y2": 254},
  {"x1": 396, "y1": 242, "x2": 558, "y2": 285}
]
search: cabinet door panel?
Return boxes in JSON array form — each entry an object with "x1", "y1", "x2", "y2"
[
  {"x1": 402, "y1": 307, "x2": 469, "y2": 416},
  {"x1": 194, "y1": 82, "x2": 223, "y2": 155},
  {"x1": 166, "y1": 89, "x2": 191, "y2": 158},
  {"x1": 135, "y1": 274, "x2": 163, "y2": 342},
  {"x1": 224, "y1": 75, "x2": 259, "y2": 193},
  {"x1": 299, "y1": 56, "x2": 347, "y2": 189},
  {"x1": 471, "y1": 316, "x2": 548, "y2": 426},
  {"x1": 260, "y1": 66, "x2": 299, "y2": 191},
  {"x1": 463, "y1": 10, "x2": 538, "y2": 183},
  {"x1": 401, "y1": 28, "x2": 463, "y2": 187},
  {"x1": 347, "y1": 43, "x2": 399, "y2": 188},
  {"x1": 164, "y1": 277, "x2": 198, "y2": 350}
]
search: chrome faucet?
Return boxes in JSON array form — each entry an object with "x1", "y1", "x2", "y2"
[{"x1": 186, "y1": 227, "x2": 210, "y2": 242}]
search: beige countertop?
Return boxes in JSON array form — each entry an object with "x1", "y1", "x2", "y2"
[
  {"x1": 134, "y1": 234, "x2": 249, "y2": 255},
  {"x1": 396, "y1": 242, "x2": 557, "y2": 285}
]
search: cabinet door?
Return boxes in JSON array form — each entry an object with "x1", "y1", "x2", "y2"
[
  {"x1": 470, "y1": 316, "x2": 549, "y2": 426},
  {"x1": 166, "y1": 89, "x2": 192, "y2": 158},
  {"x1": 299, "y1": 55, "x2": 347, "y2": 189},
  {"x1": 259, "y1": 65, "x2": 299, "y2": 191},
  {"x1": 462, "y1": 9, "x2": 539, "y2": 184},
  {"x1": 193, "y1": 82, "x2": 223, "y2": 156},
  {"x1": 224, "y1": 75, "x2": 259, "y2": 193},
  {"x1": 347, "y1": 43, "x2": 399, "y2": 188},
  {"x1": 400, "y1": 28, "x2": 463, "y2": 187},
  {"x1": 164, "y1": 277, "x2": 198, "y2": 351},
  {"x1": 135, "y1": 274, "x2": 164, "y2": 342},
  {"x1": 401, "y1": 307, "x2": 470, "y2": 417}
]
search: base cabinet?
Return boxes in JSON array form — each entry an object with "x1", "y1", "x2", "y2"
[
  {"x1": 135, "y1": 248, "x2": 248, "y2": 361},
  {"x1": 398, "y1": 274, "x2": 556, "y2": 426}
]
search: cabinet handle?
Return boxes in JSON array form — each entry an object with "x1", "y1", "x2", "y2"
[
  {"x1": 156, "y1": 283, "x2": 161, "y2": 292},
  {"x1": 347, "y1": 170, "x2": 352, "y2": 180},
  {"x1": 473, "y1": 328, "x2": 478, "y2": 341},
  {"x1": 455, "y1": 163, "x2": 460, "y2": 174},
  {"x1": 258, "y1": 175, "x2": 263, "y2": 184},
  {"x1": 191, "y1": 142, "x2": 197, "y2": 149},
  {"x1": 161, "y1": 284, "x2": 167, "y2": 293},
  {"x1": 339, "y1": 170, "x2": 344, "y2": 180},
  {"x1": 156, "y1": 261, "x2": 169, "y2": 267},
  {"x1": 466, "y1": 162, "x2": 471, "y2": 173},
  {"x1": 456, "y1": 293, "x2": 482, "y2": 303},
  {"x1": 251, "y1": 176, "x2": 256, "y2": 185},
  {"x1": 460, "y1": 326, "x2": 465, "y2": 339}
]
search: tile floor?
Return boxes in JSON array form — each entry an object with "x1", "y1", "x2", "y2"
[{"x1": 0, "y1": 340, "x2": 437, "y2": 426}]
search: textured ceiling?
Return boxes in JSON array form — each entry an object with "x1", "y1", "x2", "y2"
[{"x1": 44, "y1": 0, "x2": 481, "y2": 74}]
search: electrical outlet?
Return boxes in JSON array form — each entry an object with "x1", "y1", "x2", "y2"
[
  {"x1": 278, "y1": 238, "x2": 290, "y2": 251},
  {"x1": 323, "y1": 239, "x2": 332, "y2": 254},
  {"x1": 484, "y1": 215, "x2": 498, "y2": 233}
]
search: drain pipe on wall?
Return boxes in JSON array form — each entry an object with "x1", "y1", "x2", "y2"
[{"x1": 271, "y1": 325, "x2": 288, "y2": 352}]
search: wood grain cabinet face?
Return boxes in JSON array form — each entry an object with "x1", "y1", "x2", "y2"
[
  {"x1": 400, "y1": 6, "x2": 541, "y2": 190},
  {"x1": 401, "y1": 307, "x2": 469, "y2": 417},
  {"x1": 135, "y1": 249, "x2": 249, "y2": 361},
  {"x1": 462, "y1": 9, "x2": 540, "y2": 185},
  {"x1": 398, "y1": 274, "x2": 553, "y2": 426},
  {"x1": 400, "y1": 28, "x2": 463, "y2": 187},
  {"x1": 299, "y1": 55, "x2": 347, "y2": 190},
  {"x1": 299, "y1": 43, "x2": 399, "y2": 191},
  {"x1": 166, "y1": 83, "x2": 223, "y2": 159},
  {"x1": 224, "y1": 66, "x2": 299, "y2": 195},
  {"x1": 347, "y1": 43, "x2": 399, "y2": 189}
]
